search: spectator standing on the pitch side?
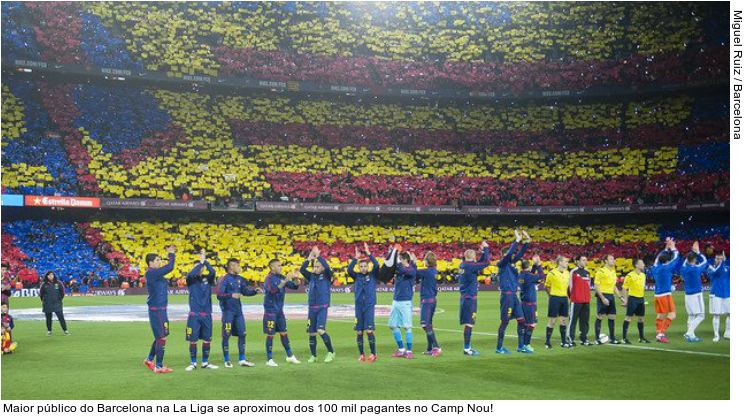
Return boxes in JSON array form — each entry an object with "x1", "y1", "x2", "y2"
[{"x1": 39, "y1": 271, "x2": 69, "y2": 336}]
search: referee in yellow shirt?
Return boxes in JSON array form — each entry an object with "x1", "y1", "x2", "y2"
[
  {"x1": 621, "y1": 259, "x2": 651, "y2": 344},
  {"x1": 594, "y1": 255, "x2": 624, "y2": 345},
  {"x1": 544, "y1": 256, "x2": 571, "y2": 349}
]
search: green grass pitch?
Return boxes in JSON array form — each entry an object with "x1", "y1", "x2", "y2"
[{"x1": 1, "y1": 291, "x2": 729, "y2": 400}]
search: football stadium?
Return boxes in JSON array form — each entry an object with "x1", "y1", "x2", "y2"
[{"x1": 0, "y1": 1, "x2": 731, "y2": 401}]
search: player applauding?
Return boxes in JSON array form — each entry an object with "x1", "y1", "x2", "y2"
[
  {"x1": 348, "y1": 243, "x2": 380, "y2": 363},
  {"x1": 263, "y1": 259, "x2": 302, "y2": 367},
  {"x1": 300, "y1": 246, "x2": 336, "y2": 364},
  {"x1": 143, "y1": 244, "x2": 176, "y2": 374}
]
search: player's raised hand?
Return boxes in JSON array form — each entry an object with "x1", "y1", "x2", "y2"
[
  {"x1": 522, "y1": 230, "x2": 531, "y2": 242},
  {"x1": 514, "y1": 229, "x2": 522, "y2": 242},
  {"x1": 355, "y1": 247, "x2": 361, "y2": 259},
  {"x1": 692, "y1": 241, "x2": 700, "y2": 253},
  {"x1": 199, "y1": 248, "x2": 206, "y2": 264},
  {"x1": 165, "y1": 244, "x2": 176, "y2": 253},
  {"x1": 364, "y1": 242, "x2": 370, "y2": 255},
  {"x1": 480, "y1": 240, "x2": 488, "y2": 250}
]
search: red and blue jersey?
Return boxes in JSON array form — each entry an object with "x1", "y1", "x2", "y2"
[
  {"x1": 458, "y1": 247, "x2": 490, "y2": 297},
  {"x1": 708, "y1": 260, "x2": 730, "y2": 298},
  {"x1": 145, "y1": 253, "x2": 175, "y2": 309},
  {"x1": 497, "y1": 241, "x2": 529, "y2": 293},
  {"x1": 216, "y1": 272, "x2": 258, "y2": 313},
  {"x1": 680, "y1": 252, "x2": 707, "y2": 295},
  {"x1": 649, "y1": 249, "x2": 681, "y2": 295},
  {"x1": 416, "y1": 267, "x2": 439, "y2": 302},
  {"x1": 300, "y1": 256, "x2": 333, "y2": 307},
  {"x1": 518, "y1": 265, "x2": 545, "y2": 303},
  {"x1": 393, "y1": 262, "x2": 417, "y2": 302},
  {"x1": 348, "y1": 255, "x2": 379, "y2": 307},
  {"x1": 186, "y1": 261, "x2": 216, "y2": 314},
  {"x1": 263, "y1": 273, "x2": 299, "y2": 313}
]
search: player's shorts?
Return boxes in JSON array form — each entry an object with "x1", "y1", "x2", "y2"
[
  {"x1": 684, "y1": 292, "x2": 705, "y2": 316},
  {"x1": 548, "y1": 296, "x2": 569, "y2": 318},
  {"x1": 222, "y1": 311, "x2": 246, "y2": 338},
  {"x1": 148, "y1": 308, "x2": 169, "y2": 339},
  {"x1": 626, "y1": 296, "x2": 645, "y2": 317},
  {"x1": 263, "y1": 311, "x2": 287, "y2": 335},
  {"x1": 654, "y1": 294, "x2": 676, "y2": 315},
  {"x1": 596, "y1": 293, "x2": 617, "y2": 315},
  {"x1": 709, "y1": 296, "x2": 730, "y2": 315},
  {"x1": 500, "y1": 292, "x2": 524, "y2": 322},
  {"x1": 459, "y1": 295, "x2": 477, "y2": 325},
  {"x1": 186, "y1": 313, "x2": 213, "y2": 342},
  {"x1": 420, "y1": 299, "x2": 437, "y2": 327},
  {"x1": 388, "y1": 299, "x2": 413, "y2": 329},
  {"x1": 307, "y1": 305, "x2": 329, "y2": 333},
  {"x1": 355, "y1": 304, "x2": 375, "y2": 331},
  {"x1": 522, "y1": 302, "x2": 538, "y2": 324}
]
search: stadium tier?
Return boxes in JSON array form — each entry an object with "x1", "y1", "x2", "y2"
[
  {"x1": 0, "y1": 78, "x2": 730, "y2": 204},
  {"x1": 0, "y1": 216, "x2": 730, "y2": 286},
  {"x1": 1, "y1": 2, "x2": 728, "y2": 91}
]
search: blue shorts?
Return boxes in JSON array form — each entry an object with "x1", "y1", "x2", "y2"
[
  {"x1": 626, "y1": 296, "x2": 645, "y2": 317},
  {"x1": 459, "y1": 296, "x2": 477, "y2": 325},
  {"x1": 222, "y1": 311, "x2": 246, "y2": 338},
  {"x1": 500, "y1": 293, "x2": 524, "y2": 321},
  {"x1": 388, "y1": 300, "x2": 413, "y2": 329},
  {"x1": 186, "y1": 313, "x2": 213, "y2": 342},
  {"x1": 148, "y1": 308, "x2": 169, "y2": 339},
  {"x1": 420, "y1": 300, "x2": 437, "y2": 327},
  {"x1": 355, "y1": 304, "x2": 375, "y2": 331},
  {"x1": 548, "y1": 296, "x2": 569, "y2": 318},
  {"x1": 522, "y1": 302, "x2": 538, "y2": 324},
  {"x1": 263, "y1": 312, "x2": 287, "y2": 335},
  {"x1": 597, "y1": 293, "x2": 617, "y2": 315},
  {"x1": 307, "y1": 305, "x2": 328, "y2": 333}
]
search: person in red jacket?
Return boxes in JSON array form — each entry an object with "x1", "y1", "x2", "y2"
[{"x1": 568, "y1": 255, "x2": 593, "y2": 346}]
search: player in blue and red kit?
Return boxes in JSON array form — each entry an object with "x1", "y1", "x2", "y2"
[
  {"x1": 495, "y1": 230, "x2": 530, "y2": 354},
  {"x1": 347, "y1": 243, "x2": 380, "y2": 363},
  {"x1": 458, "y1": 240, "x2": 491, "y2": 356},
  {"x1": 417, "y1": 252, "x2": 441, "y2": 357},
  {"x1": 518, "y1": 255, "x2": 545, "y2": 352},
  {"x1": 300, "y1": 246, "x2": 336, "y2": 364},
  {"x1": 216, "y1": 257, "x2": 260, "y2": 368},
  {"x1": 263, "y1": 259, "x2": 302, "y2": 367},
  {"x1": 143, "y1": 244, "x2": 176, "y2": 374},
  {"x1": 185, "y1": 249, "x2": 218, "y2": 371}
]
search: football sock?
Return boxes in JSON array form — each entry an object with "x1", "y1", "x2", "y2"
[
  {"x1": 238, "y1": 335, "x2": 246, "y2": 361},
  {"x1": 189, "y1": 342, "x2": 197, "y2": 363},
  {"x1": 392, "y1": 328, "x2": 404, "y2": 350},
  {"x1": 464, "y1": 326, "x2": 472, "y2": 349},
  {"x1": 202, "y1": 342, "x2": 211, "y2": 363},
  {"x1": 265, "y1": 335, "x2": 274, "y2": 360},
  {"x1": 404, "y1": 329, "x2": 413, "y2": 351},
  {"x1": 559, "y1": 325, "x2": 567, "y2": 345},
  {"x1": 280, "y1": 334, "x2": 292, "y2": 356},
  {"x1": 309, "y1": 334, "x2": 318, "y2": 357},
  {"x1": 367, "y1": 331, "x2": 376, "y2": 355},
  {"x1": 356, "y1": 333, "x2": 364, "y2": 355},
  {"x1": 320, "y1": 333, "x2": 334, "y2": 353}
]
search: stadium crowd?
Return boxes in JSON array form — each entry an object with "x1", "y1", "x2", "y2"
[
  {"x1": 0, "y1": 78, "x2": 729, "y2": 205},
  {"x1": 1, "y1": 2, "x2": 728, "y2": 91},
  {"x1": 0, "y1": 216, "x2": 730, "y2": 289}
]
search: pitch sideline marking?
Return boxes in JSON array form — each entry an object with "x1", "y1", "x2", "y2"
[{"x1": 329, "y1": 319, "x2": 730, "y2": 358}]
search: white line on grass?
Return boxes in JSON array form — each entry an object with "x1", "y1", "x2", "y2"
[{"x1": 329, "y1": 319, "x2": 730, "y2": 358}]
